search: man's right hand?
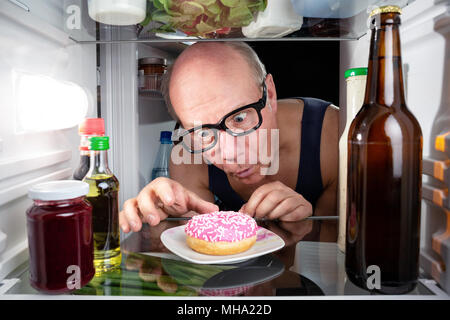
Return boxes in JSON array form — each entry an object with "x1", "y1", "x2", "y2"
[{"x1": 119, "y1": 177, "x2": 219, "y2": 233}]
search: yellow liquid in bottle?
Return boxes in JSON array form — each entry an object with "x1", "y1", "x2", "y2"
[{"x1": 84, "y1": 174, "x2": 121, "y2": 274}]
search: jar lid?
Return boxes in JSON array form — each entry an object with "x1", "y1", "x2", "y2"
[
  {"x1": 345, "y1": 67, "x2": 368, "y2": 79},
  {"x1": 139, "y1": 57, "x2": 167, "y2": 66},
  {"x1": 28, "y1": 180, "x2": 89, "y2": 201}
]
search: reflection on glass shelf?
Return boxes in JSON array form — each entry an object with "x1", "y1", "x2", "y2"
[
  {"x1": 1, "y1": 242, "x2": 443, "y2": 297},
  {"x1": 63, "y1": 0, "x2": 415, "y2": 43},
  {"x1": 73, "y1": 252, "x2": 286, "y2": 297}
]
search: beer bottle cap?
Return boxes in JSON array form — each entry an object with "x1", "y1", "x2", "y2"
[{"x1": 369, "y1": 5, "x2": 402, "y2": 18}]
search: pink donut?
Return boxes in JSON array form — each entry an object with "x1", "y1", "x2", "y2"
[{"x1": 185, "y1": 211, "x2": 257, "y2": 255}]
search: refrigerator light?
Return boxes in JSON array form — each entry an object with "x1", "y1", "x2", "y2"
[{"x1": 14, "y1": 73, "x2": 89, "y2": 133}]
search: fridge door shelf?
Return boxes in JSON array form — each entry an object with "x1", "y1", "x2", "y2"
[
  {"x1": 423, "y1": 158, "x2": 449, "y2": 185},
  {"x1": 422, "y1": 184, "x2": 449, "y2": 211}
]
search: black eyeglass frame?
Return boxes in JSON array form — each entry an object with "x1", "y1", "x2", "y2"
[{"x1": 178, "y1": 81, "x2": 267, "y2": 154}]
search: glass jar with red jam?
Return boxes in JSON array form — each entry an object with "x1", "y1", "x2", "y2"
[{"x1": 26, "y1": 180, "x2": 95, "y2": 294}]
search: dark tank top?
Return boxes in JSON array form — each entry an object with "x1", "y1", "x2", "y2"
[{"x1": 208, "y1": 97, "x2": 330, "y2": 212}]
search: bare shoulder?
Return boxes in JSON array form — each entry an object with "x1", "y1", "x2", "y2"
[
  {"x1": 277, "y1": 98, "x2": 304, "y2": 113},
  {"x1": 320, "y1": 104, "x2": 339, "y2": 187},
  {"x1": 277, "y1": 98, "x2": 304, "y2": 124},
  {"x1": 169, "y1": 151, "x2": 214, "y2": 202}
]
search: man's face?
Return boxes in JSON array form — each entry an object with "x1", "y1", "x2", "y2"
[{"x1": 170, "y1": 49, "x2": 278, "y2": 185}]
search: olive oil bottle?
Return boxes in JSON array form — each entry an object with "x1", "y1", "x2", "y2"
[{"x1": 83, "y1": 136, "x2": 121, "y2": 274}]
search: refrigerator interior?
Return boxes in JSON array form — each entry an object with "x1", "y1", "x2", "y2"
[{"x1": 0, "y1": 0, "x2": 449, "y2": 294}]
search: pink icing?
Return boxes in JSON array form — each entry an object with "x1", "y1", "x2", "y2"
[
  {"x1": 256, "y1": 227, "x2": 274, "y2": 241},
  {"x1": 185, "y1": 211, "x2": 257, "y2": 242}
]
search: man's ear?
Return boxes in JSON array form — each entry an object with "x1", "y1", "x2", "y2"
[{"x1": 265, "y1": 73, "x2": 277, "y2": 113}]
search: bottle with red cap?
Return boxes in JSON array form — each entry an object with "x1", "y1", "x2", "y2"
[{"x1": 73, "y1": 118, "x2": 105, "y2": 180}]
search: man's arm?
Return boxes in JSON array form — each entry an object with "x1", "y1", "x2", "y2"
[
  {"x1": 169, "y1": 151, "x2": 216, "y2": 204},
  {"x1": 314, "y1": 105, "x2": 339, "y2": 242},
  {"x1": 240, "y1": 104, "x2": 339, "y2": 223},
  {"x1": 314, "y1": 104, "x2": 339, "y2": 217},
  {"x1": 119, "y1": 149, "x2": 217, "y2": 232}
]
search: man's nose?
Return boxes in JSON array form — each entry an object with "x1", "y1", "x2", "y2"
[{"x1": 214, "y1": 130, "x2": 237, "y2": 162}]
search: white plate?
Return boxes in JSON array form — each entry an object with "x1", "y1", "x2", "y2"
[{"x1": 160, "y1": 225, "x2": 285, "y2": 265}]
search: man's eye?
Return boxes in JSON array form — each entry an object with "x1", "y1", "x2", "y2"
[
  {"x1": 197, "y1": 130, "x2": 210, "y2": 138},
  {"x1": 233, "y1": 112, "x2": 247, "y2": 123}
]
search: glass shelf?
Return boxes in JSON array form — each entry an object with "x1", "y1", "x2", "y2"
[
  {"x1": 2, "y1": 219, "x2": 446, "y2": 298},
  {"x1": 63, "y1": 0, "x2": 415, "y2": 44}
]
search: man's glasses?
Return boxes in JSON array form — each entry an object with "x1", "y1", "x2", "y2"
[{"x1": 176, "y1": 82, "x2": 267, "y2": 154}]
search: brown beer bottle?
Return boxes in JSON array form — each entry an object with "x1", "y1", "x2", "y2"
[{"x1": 345, "y1": 6, "x2": 423, "y2": 294}]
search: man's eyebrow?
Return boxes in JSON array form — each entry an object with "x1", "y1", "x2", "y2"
[
  {"x1": 183, "y1": 121, "x2": 205, "y2": 130},
  {"x1": 183, "y1": 94, "x2": 260, "y2": 130}
]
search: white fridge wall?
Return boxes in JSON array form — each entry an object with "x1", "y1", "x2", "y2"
[
  {"x1": 339, "y1": 0, "x2": 450, "y2": 248},
  {"x1": 137, "y1": 44, "x2": 178, "y2": 190},
  {"x1": 0, "y1": 2, "x2": 97, "y2": 280},
  {"x1": 98, "y1": 38, "x2": 180, "y2": 209}
]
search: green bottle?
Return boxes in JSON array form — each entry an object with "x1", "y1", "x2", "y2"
[{"x1": 83, "y1": 136, "x2": 121, "y2": 274}]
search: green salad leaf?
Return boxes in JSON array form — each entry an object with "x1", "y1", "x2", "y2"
[
  {"x1": 198, "y1": 0, "x2": 217, "y2": 5},
  {"x1": 153, "y1": 0, "x2": 164, "y2": 10},
  {"x1": 220, "y1": 0, "x2": 240, "y2": 7},
  {"x1": 180, "y1": 1, "x2": 205, "y2": 15},
  {"x1": 206, "y1": 3, "x2": 221, "y2": 16}
]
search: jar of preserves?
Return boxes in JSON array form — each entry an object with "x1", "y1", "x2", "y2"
[
  {"x1": 138, "y1": 57, "x2": 167, "y2": 92},
  {"x1": 26, "y1": 180, "x2": 95, "y2": 294}
]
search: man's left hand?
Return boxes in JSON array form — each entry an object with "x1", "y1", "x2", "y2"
[{"x1": 239, "y1": 181, "x2": 313, "y2": 221}]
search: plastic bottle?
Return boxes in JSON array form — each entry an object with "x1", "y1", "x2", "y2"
[
  {"x1": 151, "y1": 131, "x2": 172, "y2": 181},
  {"x1": 338, "y1": 67, "x2": 367, "y2": 252}
]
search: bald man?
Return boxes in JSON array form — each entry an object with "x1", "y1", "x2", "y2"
[{"x1": 120, "y1": 42, "x2": 339, "y2": 232}]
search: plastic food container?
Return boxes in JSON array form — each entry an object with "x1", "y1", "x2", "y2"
[
  {"x1": 290, "y1": 0, "x2": 380, "y2": 19},
  {"x1": 88, "y1": 0, "x2": 147, "y2": 26},
  {"x1": 338, "y1": 67, "x2": 367, "y2": 252},
  {"x1": 242, "y1": 0, "x2": 303, "y2": 38},
  {"x1": 138, "y1": 57, "x2": 167, "y2": 92},
  {"x1": 26, "y1": 180, "x2": 95, "y2": 294}
]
